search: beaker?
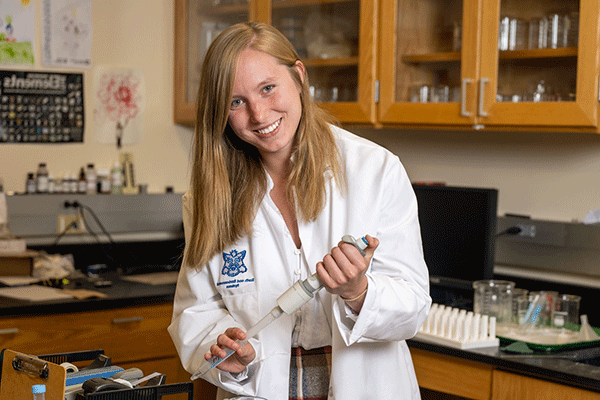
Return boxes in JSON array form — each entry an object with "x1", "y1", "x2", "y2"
[
  {"x1": 552, "y1": 293, "x2": 581, "y2": 330},
  {"x1": 473, "y1": 280, "x2": 515, "y2": 327}
]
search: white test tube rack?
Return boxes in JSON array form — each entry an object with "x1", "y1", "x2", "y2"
[{"x1": 414, "y1": 303, "x2": 500, "y2": 349}]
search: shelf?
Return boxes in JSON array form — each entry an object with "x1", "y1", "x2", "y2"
[
  {"x1": 197, "y1": 3, "x2": 248, "y2": 16},
  {"x1": 303, "y1": 56, "x2": 359, "y2": 67},
  {"x1": 272, "y1": 0, "x2": 357, "y2": 9},
  {"x1": 402, "y1": 47, "x2": 578, "y2": 64},
  {"x1": 499, "y1": 47, "x2": 578, "y2": 60}
]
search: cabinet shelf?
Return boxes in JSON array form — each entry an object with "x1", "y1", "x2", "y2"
[
  {"x1": 402, "y1": 47, "x2": 578, "y2": 64},
  {"x1": 198, "y1": 3, "x2": 248, "y2": 16},
  {"x1": 303, "y1": 56, "x2": 359, "y2": 67},
  {"x1": 199, "y1": 0, "x2": 356, "y2": 15},
  {"x1": 272, "y1": 0, "x2": 356, "y2": 9}
]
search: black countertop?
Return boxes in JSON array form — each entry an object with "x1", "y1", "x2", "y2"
[
  {"x1": 3, "y1": 274, "x2": 600, "y2": 393},
  {"x1": 0, "y1": 272, "x2": 176, "y2": 317}
]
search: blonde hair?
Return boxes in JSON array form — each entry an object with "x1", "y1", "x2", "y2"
[{"x1": 186, "y1": 22, "x2": 345, "y2": 268}]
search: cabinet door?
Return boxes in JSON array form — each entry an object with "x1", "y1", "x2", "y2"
[
  {"x1": 270, "y1": 0, "x2": 377, "y2": 124},
  {"x1": 378, "y1": 0, "x2": 480, "y2": 126},
  {"x1": 492, "y1": 370, "x2": 600, "y2": 400},
  {"x1": 478, "y1": 0, "x2": 599, "y2": 128},
  {"x1": 174, "y1": 0, "x2": 252, "y2": 125}
]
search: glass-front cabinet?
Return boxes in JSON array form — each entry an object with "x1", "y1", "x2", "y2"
[
  {"x1": 174, "y1": 0, "x2": 377, "y2": 126},
  {"x1": 174, "y1": 0, "x2": 251, "y2": 124},
  {"x1": 175, "y1": 0, "x2": 600, "y2": 131},
  {"x1": 378, "y1": 0, "x2": 600, "y2": 130}
]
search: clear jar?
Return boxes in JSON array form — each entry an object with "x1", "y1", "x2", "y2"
[
  {"x1": 528, "y1": 18, "x2": 548, "y2": 49},
  {"x1": 547, "y1": 12, "x2": 568, "y2": 49},
  {"x1": 499, "y1": 16, "x2": 527, "y2": 50},
  {"x1": 280, "y1": 16, "x2": 307, "y2": 57},
  {"x1": 473, "y1": 280, "x2": 515, "y2": 326}
]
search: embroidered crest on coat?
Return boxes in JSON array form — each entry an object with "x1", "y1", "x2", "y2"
[{"x1": 222, "y1": 249, "x2": 247, "y2": 277}]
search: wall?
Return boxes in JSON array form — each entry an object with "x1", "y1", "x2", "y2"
[
  {"x1": 0, "y1": 0, "x2": 192, "y2": 195},
  {"x1": 2, "y1": 1, "x2": 600, "y2": 224}
]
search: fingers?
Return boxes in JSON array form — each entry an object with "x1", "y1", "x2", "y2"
[
  {"x1": 205, "y1": 327, "x2": 246, "y2": 359},
  {"x1": 317, "y1": 235, "x2": 378, "y2": 297}
]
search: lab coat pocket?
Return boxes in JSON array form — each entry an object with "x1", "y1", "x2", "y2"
[{"x1": 220, "y1": 291, "x2": 260, "y2": 332}]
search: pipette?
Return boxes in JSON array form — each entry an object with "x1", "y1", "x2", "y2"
[{"x1": 190, "y1": 234, "x2": 368, "y2": 380}]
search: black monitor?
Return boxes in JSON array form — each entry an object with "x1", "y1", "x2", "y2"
[{"x1": 412, "y1": 184, "x2": 498, "y2": 307}]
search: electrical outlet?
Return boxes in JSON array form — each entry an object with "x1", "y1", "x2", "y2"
[
  {"x1": 57, "y1": 213, "x2": 86, "y2": 234},
  {"x1": 517, "y1": 223, "x2": 536, "y2": 238}
]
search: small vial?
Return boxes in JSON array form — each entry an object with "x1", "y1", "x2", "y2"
[
  {"x1": 32, "y1": 384, "x2": 45, "y2": 400},
  {"x1": 111, "y1": 162, "x2": 123, "y2": 194},
  {"x1": 86, "y1": 163, "x2": 97, "y2": 194},
  {"x1": 47, "y1": 173, "x2": 55, "y2": 194},
  {"x1": 25, "y1": 172, "x2": 36, "y2": 194},
  {"x1": 77, "y1": 167, "x2": 86, "y2": 194}
]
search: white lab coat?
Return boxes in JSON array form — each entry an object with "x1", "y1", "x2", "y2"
[{"x1": 168, "y1": 126, "x2": 431, "y2": 399}]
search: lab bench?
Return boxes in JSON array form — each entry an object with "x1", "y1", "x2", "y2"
[
  {"x1": 3, "y1": 273, "x2": 600, "y2": 400},
  {"x1": 0, "y1": 273, "x2": 218, "y2": 400}
]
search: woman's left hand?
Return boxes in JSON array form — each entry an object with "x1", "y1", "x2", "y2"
[{"x1": 316, "y1": 235, "x2": 378, "y2": 305}]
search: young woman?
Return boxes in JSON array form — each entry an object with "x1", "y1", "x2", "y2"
[{"x1": 168, "y1": 22, "x2": 431, "y2": 400}]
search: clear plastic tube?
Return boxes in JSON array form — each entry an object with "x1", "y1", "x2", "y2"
[{"x1": 191, "y1": 306, "x2": 283, "y2": 380}]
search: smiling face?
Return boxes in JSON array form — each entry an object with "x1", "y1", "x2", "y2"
[{"x1": 228, "y1": 48, "x2": 304, "y2": 165}]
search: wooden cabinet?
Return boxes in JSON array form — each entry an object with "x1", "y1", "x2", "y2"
[
  {"x1": 492, "y1": 370, "x2": 600, "y2": 400},
  {"x1": 378, "y1": 0, "x2": 600, "y2": 131},
  {"x1": 174, "y1": 0, "x2": 377, "y2": 126},
  {"x1": 410, "y1": 347, "x2": 600, "y2": 400},
  {"x1": 174, "y1": 0, "x2": 600, "y2": 132},
  {"x1": 0, "y1": 302, "x2": 217, "y2": 400},
  {"x1": 410, "y1": 348, "x2": 494, "y2": 400}
]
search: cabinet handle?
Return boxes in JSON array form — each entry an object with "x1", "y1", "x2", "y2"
[
  {"x1": 112, "y1": 316, "x2": 143, "y2": 324},
  {"x1": 0, "y1": 328, "x2": 19, "y2": 335},
  {"x1": 461, "y1": 78, "x2": 472, "y2": 117},
  {"x1": 478, "y1": 78, "x2": 489, "y2": 117}
]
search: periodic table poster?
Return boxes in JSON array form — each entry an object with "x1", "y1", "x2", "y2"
[{"x1": 0, "y1": 70, "x2": 84, "y2": 143}]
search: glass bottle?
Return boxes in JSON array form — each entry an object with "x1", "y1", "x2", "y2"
[
  {"x1": 32, "y1": 384, "x2": 46, "y2": 400},
  {"x1": 77, "y1": 167, "x2": 87, "y2": 194},
  {"x1": 97, "y1": 168, "x2": 111, "y2": 194},
  {"x1": 111, "y1": 162, "x2": 123, "y2": 194},
  {"x1": 36, "y1": 163, "x2": 49, "y2": 194},
  {"x1": 85, "y1": 163, "x2": 97, "y2": 194},
  {"x1": 26, "y1": 172, "x2": 36, "y2": 194}
]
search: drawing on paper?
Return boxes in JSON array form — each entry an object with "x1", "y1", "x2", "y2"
[
  {"x1": 94, "y1": 67, "x2": 145, "y2": 148},
  {"x1": 0, "y1": 1, "x2": 35, "y2": 65},
  {"x1": 42, "y1": 0, "x2": 92, "y2": 67}
]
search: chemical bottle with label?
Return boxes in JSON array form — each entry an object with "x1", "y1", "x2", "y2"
[
  {"x1": 53, "y1": 174, "x2": 63, "y2": 194},
  {"x1": 47, "y1": 173, "x2": 55, "y2": 194},
  {"x1": 25, "y1": 173, "x2": 36, "y2": 194},
  {"x1": 111, "y1": 162, "x2": 123, "y2": 194},
  {"x1": 36, "y1": 163, "x2": 49, "y2": 194},
  {"x1": 85, "y1": 163, "x2": 97, "y2": 194},
  {"x1": 77, "y1": 167, "x2": 87, "y2": 194},
  {"x1": 97, "y1": 168, "x2": 111, "y2": 194}
]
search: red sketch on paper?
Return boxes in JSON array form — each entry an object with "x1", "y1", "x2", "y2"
[{"x1": 96, "y1": 70, "x2": 142, "y2": 148}]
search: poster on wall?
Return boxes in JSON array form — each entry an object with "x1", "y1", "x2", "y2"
[
  {"x1": 0, "y1": 70, "x2": 84, "y2": 143},
  {"x1": 94, "y1": 66, "x2": 145, "y2": 149},
  {"x1": 0, "y1": 0, "x2": 35, "y2": 65},
  {"x1": 42, "y1": 0, "x2": 92, "y2": 68}
]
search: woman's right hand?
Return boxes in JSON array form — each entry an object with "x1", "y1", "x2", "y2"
[{"x1": 205, "y1": 327, "x2": 256, "y2": 373}]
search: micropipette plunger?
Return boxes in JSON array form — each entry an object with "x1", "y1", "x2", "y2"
[{"x1": 190, "y1": 235, "x2": 368, "y2": 380}]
